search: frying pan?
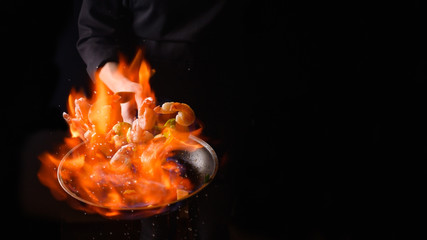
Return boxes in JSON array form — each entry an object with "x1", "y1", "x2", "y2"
[{"x1": 57, "y1": 135, "x2": 218, "y2": 219}]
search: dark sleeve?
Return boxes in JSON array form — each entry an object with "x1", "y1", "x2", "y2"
[{"x1": 77, "y1": 0, "x2": 133, "y2": 79}]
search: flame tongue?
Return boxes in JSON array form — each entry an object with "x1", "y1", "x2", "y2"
[{"x1": 39, "y1": 50, "x2": 202, "y2": 217}]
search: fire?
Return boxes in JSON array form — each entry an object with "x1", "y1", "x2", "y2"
[{"x1": 38, "y1": 50, "x2": 203, "y2": 218}]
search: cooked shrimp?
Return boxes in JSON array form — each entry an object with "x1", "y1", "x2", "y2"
[
  {"x1": 138, "y1": 107, "x2": 157, "y2": 130},
  {"x1": 154, "y1": 102, "x2": 195, "y2": 126},
  {"x1": 63, "y1": 97, "x2": 94, "y2": 141},
  {"x1": 127, "y1": 119, "x2": 154, "y2": 144},
  {"x1": 74, "y1": 97, "x2": 91, "y2": 125},
  {"x1": 110, "y1": 144, "x2": 135, "y2": 171},
  {"x1": 63, "y1": 112, "x2": 89, "y2": 140},
  {"x1": 138, "y1": 97, "x2": 156, "y2": 114}
]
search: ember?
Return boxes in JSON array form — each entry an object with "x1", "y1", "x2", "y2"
[{"x1": 38, "y1": 50, "x2": 213, "y2": 218}]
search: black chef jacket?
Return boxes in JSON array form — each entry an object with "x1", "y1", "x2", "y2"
[{"x1": 77, "y1": 0, "x2": 236, "y2": 76}]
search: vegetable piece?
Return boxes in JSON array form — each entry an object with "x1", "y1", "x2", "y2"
[
  {"x1": 111, "y1": 122, "x2": 132, "y2": 148},
  {"x1": 164, "y1": 118, "x2": 176, "y2": 129},
  {"x1": 112, "y1": 122, "x2": 132, "y2": 136}
]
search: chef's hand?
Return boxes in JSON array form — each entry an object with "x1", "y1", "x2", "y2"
[{"x1": 98, "y1": 62, "x2": 143, "y2": 123}]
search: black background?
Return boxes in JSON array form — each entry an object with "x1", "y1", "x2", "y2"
[{"x1": 3, "y1": 1, "x2": 427, "y2": 239}]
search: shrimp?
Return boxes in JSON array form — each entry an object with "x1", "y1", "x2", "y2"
[
  {"x1": 123, "y1": 97, "x2": 156, "y2": 143},
  {"x1": 154, "y1": 102, "x2": 196, "y2": 126},
  {"x1": 138, "y1": 107, "x2": 156, "y2": 130},
  {"x1": 110, "y1": 144, "x2": 135, "y2": 171},
  {"x1": 74, "y1": 97, "x2": 91, "y2": 125},
  {"x1": 63, "y1": 97, "x2": 93, "y2": 141},
  {"x1": 127, "y1": 119, "x2": 154, "y2": 144},
  {"x1": 136, "y1": 97, "x2": 157, "y2": 130},
  {"x1": 138, "y1": 97, "x2": 156, "y2": 113}
]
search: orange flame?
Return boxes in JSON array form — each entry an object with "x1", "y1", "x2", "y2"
[{"x1": 38, "y1": 49, "x2": 202, "y2": 218}]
